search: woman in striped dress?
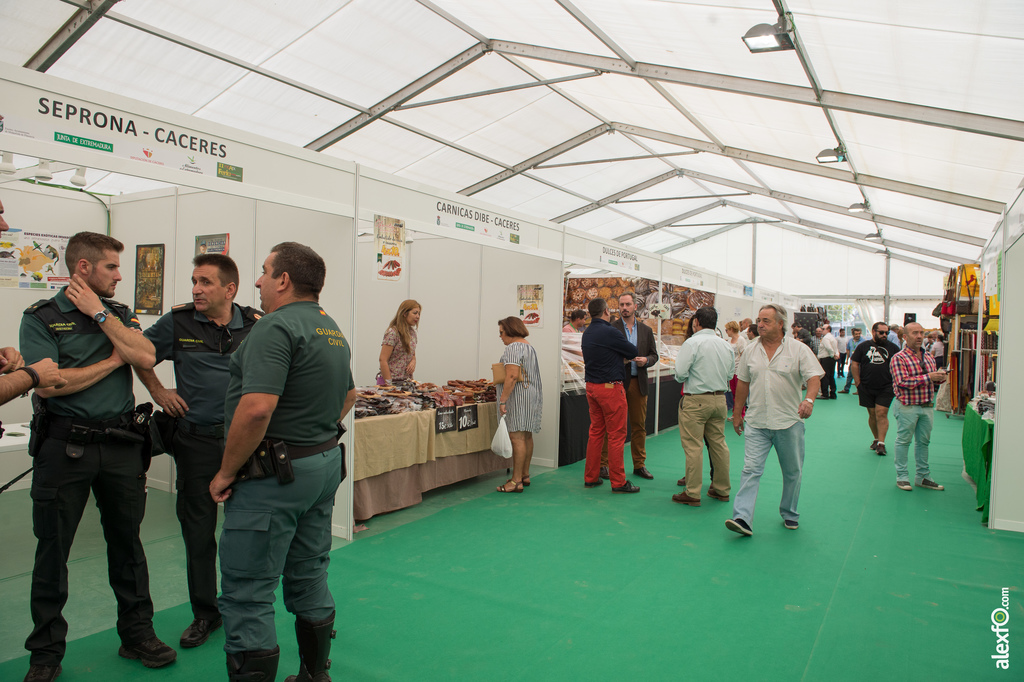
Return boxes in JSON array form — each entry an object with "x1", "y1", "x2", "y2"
[{"x1": 495, "y1": 316, "x2": 543, "y2": 493}]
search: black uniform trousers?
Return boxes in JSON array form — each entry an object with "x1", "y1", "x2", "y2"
[
  {"x1": 171, "y1": 426, "x2": 223, "y2": 621},
  {"x1": 26, "y1": 435, "x2": 155, "y2": 666},
  {"x1": 819, "y1": 357, "x2": 838, "y2": 398}
]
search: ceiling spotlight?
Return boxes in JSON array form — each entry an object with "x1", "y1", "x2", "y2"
[
  {"x1": 848, "y1": 202, "x2": 870, "y2": 213},
  {"x1": 742, "y1": 17, "x2": 795, "y2": 53},
  {"x1": 70, "y1": 166, "x2": 88, "y2": 187},
  {"x1": 816, "y1": 146, "x2": 846, "y2": 164},
  {"x1": 0, "y1": 151, "x2": 15, "y2": 174},
  {"x1": 34, "y1": 160, "x2": 53, "y2": 181},
  {"x1": 865, "y1": 232, "x2": 883, "y2": 242}
]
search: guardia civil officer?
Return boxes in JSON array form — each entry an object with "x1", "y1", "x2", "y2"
[
  {"x1": 19, "y1": 232, "x2": 176, "y2": 682},
  {"x1": 209, "y1": 242, "x2": 356, "y2": 682},
  {"x1": 135, "y1": 253, "x2": 261, "y2": 649}
]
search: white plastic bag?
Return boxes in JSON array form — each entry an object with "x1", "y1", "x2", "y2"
[{"x1": 491, "y1": 416, "x2": 513, "y2": 458}]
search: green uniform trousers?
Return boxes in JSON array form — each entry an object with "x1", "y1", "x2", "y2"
[{"x1": 219, "y1": 447, "x2": 342, "y2": 654}]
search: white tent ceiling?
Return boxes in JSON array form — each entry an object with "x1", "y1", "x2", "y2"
[{"x1": 2, "y1": 0, "x2": 1021, "y2": 274}]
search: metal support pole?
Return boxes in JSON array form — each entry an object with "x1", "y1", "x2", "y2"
[
  {"x1": 751, "y1": 223, "x2": 758, "y2": 285},
  {"x1": 884, "y1": 252, "x2": 891, "y2": 323}
]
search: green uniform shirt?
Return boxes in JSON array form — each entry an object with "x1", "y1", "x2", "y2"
[
  {"x1": 225, "y1": 301, "x2": 354, "y2": 446},
  {"x1": 20, "y1": 287, "x2": 140, "y2": 420},
  {"x1": 145, "y1": 303, "x2": 255, "y2": 426}
]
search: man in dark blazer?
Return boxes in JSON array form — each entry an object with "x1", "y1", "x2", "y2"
[{"x1": 601, "y1": 291, "x2": 659, "y2": 479}]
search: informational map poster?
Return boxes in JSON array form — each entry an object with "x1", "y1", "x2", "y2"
[
  {"x1": 134, "y1": 244, "x2": 165, "y2": 315},
  {"x1": 375, "y1": 215, "x2": 404, "y2": 281},
  {"x1": 0, "y1": 230, "x2": 69, "y2": 289},
  {"x1": 195, "y1": 233, "x2": 229, "y2": 256},
  {"x1": 518, "y1": 284, "x2": 544, "y2": 328}
]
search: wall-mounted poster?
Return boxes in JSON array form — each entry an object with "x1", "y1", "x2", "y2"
[
  {"x1": 134, "y1": 244, "x2": 165, "y2": 315},
  {"x1": 375, "y1": 215, "x2": 405, "y2": 281},
  {"x1": 518, "y1": 284, "x2": 544, "y2": 327},
  {"x1": 195, "y1": 233, "x2": 229, "y2": 256},
  {"x1": 0, "y1": 230, "x2": 69, "y2": 289}
]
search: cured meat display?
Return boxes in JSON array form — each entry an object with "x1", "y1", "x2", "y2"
[
  {"x1": 561, "y1": 275, "x2": 716, "y2": 391},
  {"x1": 354, "y1": 378, "x2": 496, "y2": 419}
]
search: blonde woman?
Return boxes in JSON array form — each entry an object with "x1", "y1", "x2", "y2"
[
  {"x1": 378, "y1": 300, "x2": 421, "y2": 384},
  {"x1": 495, "y1": 316, "x2": 543, "y2": 493},
  {"x1": 724, "y1": 320, "x2": 747, "y2": 412}
]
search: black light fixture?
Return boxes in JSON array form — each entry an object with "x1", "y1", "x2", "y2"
[
  {"x1": 816, "y1": 146, "x2": 846, "y2": 164},
  {"x1": 742, "y1": 17, "x2": 795, "y2": 53},
  {"x1": 865, "y1": 231, "x2": 883, "y2": 242},
  {"x1": 848, "y1": 201, "x2": 870, "y2": 213}
]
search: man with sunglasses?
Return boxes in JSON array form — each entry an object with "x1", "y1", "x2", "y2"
[{"x1": 135, "y1": 254, "x2": 261, "y2": 649}]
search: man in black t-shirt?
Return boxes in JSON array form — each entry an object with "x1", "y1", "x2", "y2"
[{"x1": 850, "y1": 321, "x2": 902, "y2": 456}]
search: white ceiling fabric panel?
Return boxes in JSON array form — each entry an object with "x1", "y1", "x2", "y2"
[
  {"x1": 198, "y1": 73, "x2": 359, "y2": 147},
  {"x1": 659, "y1": 83, "x2": 837, "y2": 161},
  {"x1": 861, "y1": 187, "x2": 998, "y2": 239},
  {"x1": 321, "y1": 120, "x2": 446, "y2": 173},
  {"x1": 774, "y1": 203, "x2": 884, "y2": 235},
  {"x1": 553, "y1": 75, "x2": 713, "y2": 141},
  {"x1": 878, "y1": 225, "x2": 983, "y2": 261},
  {"x1": 86, "y1": 173, "x2": 176, "y2": 196},
  {"x1": 724, "y1": 193, "x2": 800, "y2": 219},
  {"x1": 741, "y1": 164, "x2": 864, "y2": 208},
  {"x1": 427, "y1": 0, "x2": 616, "y2": 54},
  {"x1": 832, "y1": 111, "x2": 1024, "y2": 204},
  {"x1": 48, "y1": 21, "x2": 251, "y2": 115},
  {"x1": 564, "y1": 208, "x2": 642, "y2": 238},
  {"x1": 0, "y1": 0, "x2": 74, "y2": 66},
  {"x1": 115, "y1": 0, "x2": 352, "y2": 66},
  {"x1": 263, "y1": 0, "x2": 476, "y2": 109},
  {"x1": 673, "y1": 152, "x2": 771, "y2": 187},
  {"x1": 793, "y1": 1, "x2": 1024, "y2": 121},
  {"x1": 888, "y1": 259, "x2": 945, "y2": 297},
  {"x1": 452, "y1": 94, "x2": 603, "y2": 167},
  {"x1": 663, "y1": 224, "x2": 757, "y2": 283},
  {"x1": 574, "y1": 0, "x2": 809, "y2": 86},
  {"x1": 472, "y1": 176, "x2": 585, "y2": 218},
  {"x1": 396, "y1": 147, "x2": 504, "y2": 193},
  {"x1": 531, "y1": 159, "x2": 672, "y2": 203}
]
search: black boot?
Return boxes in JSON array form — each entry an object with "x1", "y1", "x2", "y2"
[
  {"x1": 284, "y1": 611, "x2": 336, "y2": 682},
  {"x1": 227, "y1": 647, "x2": 280, "y2": 682}
]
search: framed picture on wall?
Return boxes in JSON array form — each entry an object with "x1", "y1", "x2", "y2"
[{"x1": 134, "y1": 244, "x2": 165, "y2": 315}]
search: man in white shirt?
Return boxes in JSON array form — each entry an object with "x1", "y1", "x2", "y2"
[
  {"x1": 727, "y1": 304, "x2": 824, "y2": 536},
  {"x1": 673, "y1": 307, "x2": 735, "y2": 506},
  {"x1": 816, "y1": 323, "x2": 840, "y2": 399}
]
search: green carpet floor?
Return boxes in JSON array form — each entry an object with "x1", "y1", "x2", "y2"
[{"x1": 1, "y1": 394, "x2": 1021, "y2": 681}]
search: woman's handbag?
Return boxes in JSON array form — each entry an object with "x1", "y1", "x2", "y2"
[{"x1": 491, "y1": 363, "x2": 524, "y2": 385}]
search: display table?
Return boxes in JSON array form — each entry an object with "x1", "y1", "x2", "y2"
[
  {"x1": 352, "y1": 402, "x2": 508, "y2": 520},
  {"x1": 0, "y1": 422, "x2": 33, "y2": 493},
  {"x1": 962, "y1": 404, "x2": 994, "y2": 523}
]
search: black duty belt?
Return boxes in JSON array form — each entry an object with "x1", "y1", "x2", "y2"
[
  {"x1": 46, "y1": 412, "x2": 131, "y2": 443},
  {"x1": 178, "y1": 419, "x2": 225, "y2": 439},
  {"x1": 684, "y1": 390, "x2": 726, "y2": 396},
  {"x1": 288, "y1": 437, "x2": 340, "y2": 460}
]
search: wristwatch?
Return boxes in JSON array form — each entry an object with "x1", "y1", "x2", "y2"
[{"x1": 93, "y1": 309, "x2": 109, "y2": 324}]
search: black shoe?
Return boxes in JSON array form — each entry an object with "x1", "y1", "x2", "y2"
[
  {"x1": 228, "y1": 648, "x2": 280, "y2": 682},
  {"x1": 725, "y1": 518, "x2": 753, "y2": 536},
  {"x1": 24, "y1": 664, "x2": 61, "y2": 682},
  {"x1": 611, "y1": 481, "x2": 640, "y2": 493},
  {"x1": 633, "y1": 466, "x2": 654, "y2": 480},
  {"x1": 119, "y1": 636, "x2": 177, "y2": 668},
  {"x1": 584, "y1": 478, "x2": 604, "y2": 488},
  {"x1": 599, "y1": 466, "x2": 610, "y2": 480},
  {"x1": 180, "y1": 617, "x2": 223, "y2": 648},
  {"x1": 783, "y1": 519, "x2": 799, "y2": 530},
  {"x1": 875, "y1": 443, "x2": 887, "y2": 456}
]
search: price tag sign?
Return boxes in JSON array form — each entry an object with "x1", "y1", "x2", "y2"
[
  {"x1": 457, "y1": 404, "x2": 479, "y2": 431},
  {"x1": 435, "y1": 406, "x2": 456, "y2": 434}
]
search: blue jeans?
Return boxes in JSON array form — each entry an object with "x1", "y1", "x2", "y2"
[
  {"x1": 844, "y1": 371, "x2": 855, "y2": 391},
  {"x1": 732, "y1": 422, "x2": 805, "y2": 525},
  {"x1": 893, "y1": 402, "x2": 933, "y2": 483}
]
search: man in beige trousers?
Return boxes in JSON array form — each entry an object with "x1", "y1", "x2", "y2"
[{"x1": 672, "y1": 306, "x2": 735, "y2": 506}]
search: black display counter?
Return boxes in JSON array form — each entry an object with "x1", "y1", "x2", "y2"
[{"x1": 557, "y1": 374, "x2": 683, "y2": 467}]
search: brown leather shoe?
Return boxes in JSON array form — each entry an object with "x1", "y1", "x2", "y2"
[
  {"x1": 676, "y1": 477, "x2": 686, "y2": 486},
  {"x1": 707, "y1": 487, "x2": 729, "y2": 502},
  {"x1": 671, "y1": 491, "x2": 701, "y2": 506},
  {"x1": 633, "y1": 467, "x2": 654, "y2": 480}
]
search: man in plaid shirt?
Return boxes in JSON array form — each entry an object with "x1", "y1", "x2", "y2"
[{"x1": 891, "y1": 322, "x2": 948, "y2": 491}]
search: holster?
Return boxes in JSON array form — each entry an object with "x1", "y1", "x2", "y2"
[
  {"x1": 28, "y1": 394, "x2": 49, "y2": 458},
  {"x1": 150, "y1": 410, "x2": 177, "y2": 458},
  {"x1": 235, "y1": 439, "x2": 287, "y2": 485}
]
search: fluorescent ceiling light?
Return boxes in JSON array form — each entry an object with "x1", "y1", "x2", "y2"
[
  {"x1": 742, "y1": 20, "x2": 795, "y2": 53},
  {"x1": 34, "y1": 160, "x2": 52, "y2": 181},
  {"x1": 70, "y1": 167, "x2": 88, "y2": 187},
  {"x1": 816, "y1": 147, "x2": 846, "y2": 164},
  {"x1": 0, "y1": 151, "x2": 15, "y2": 174},
  {"x1": 848, "y1": 202, "x2": 870, "y2": 213}
]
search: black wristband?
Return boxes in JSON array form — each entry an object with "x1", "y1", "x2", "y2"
[{"x1": 18, "y1": 366, "x2": 40, "y2": 388}]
